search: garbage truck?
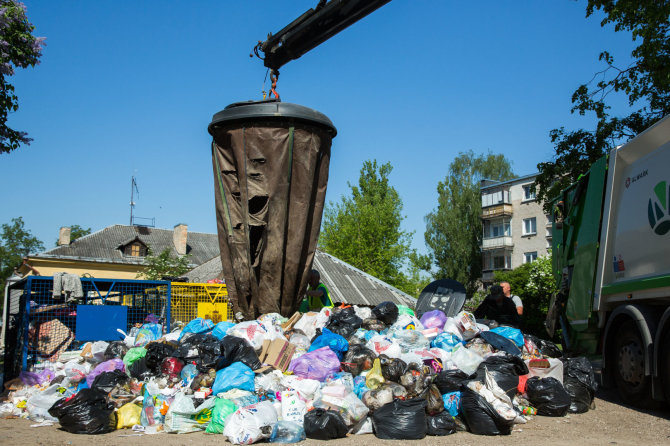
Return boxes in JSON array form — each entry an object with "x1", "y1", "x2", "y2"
[{"x1": 546, "y1": 114, "x2": 670, "y2": 408}]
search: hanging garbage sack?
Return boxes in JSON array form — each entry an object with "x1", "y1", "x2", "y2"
[
  {"x1": 426, "y1": 411, "x2": 458, "y2": 436},
  {"x1": 422, "y1": 384, "x2": 445, "y2": 415},
  {"x1": 164, "y1": 392, "x2": 216, "y2": 434},
  {"x1": 206, "y1": 398, "x2": 238, "y2": 434},
  {"x1": 218, "y1": 335, "x2": 262, "y2": 371},
  {"x1": 420, "y1": 309, "x2": 447, "y2": 331},
  {"x1": 480, "y1": 331, "x2": 522, "y2": 357},
  {"x1": 209, "y1": 100, "x2": 336, "y2": 318},
  {"x1": 362, "y1": 318, "x2": 386, "y2": 332},
  {"x1": 525, "y1": 377, "x2": 571, "y2": 417},
  {"x1": 371, "y1": 398, "x2": 427, "y2": 440},
  {"x1": 435, "y1": 369, "x2": 473, "y2": 394},
  {"x1": 86, "y1": 358, "x2": 125, "y2": 388},
  {"x1": 379, "y1": 354, "x2": 407, "y2": 382},
  {"x1": 303, "y1": 408, "x2": 348, "y2": 440},
  {"x1": 289, "y1": 346, "x2": 340, "y2": 381},
  {"x1": 48, "y1": 388, "x2": 117, "y2": 435},
  {"x1": 341, "y1": 344, "x2": 375, "y2": 376},
  {"x1": 269, "y1": 420, "x2": 306, "y2": 443},
  {"x1": 117, "y1": 402, "x2": 142, "y2": 429},
  {"x1": 160, "y1": 357, "x2": 185, "y2": 380},
  {"x1": 563, "y1": 357, "x2": 597, "y2": 413},
  {"x1": 431, "y1": 332, "x2": 462, "y2": 351},
  {"x1": 326, "y1": 306, "x2": 362, "y2": 339},
  {"x1": 372, "y1": 301, "x2": 399, "y2": 325},
  {"x1": 308, "y1": 327, "x2": 349, "y2": 360},
  {"x1": 213, "y1": 362, "x2": 256, "y2": 394},
  {"x1": 90, "y1": 369, "x2": 129, "y2": 394},
  {"x1": 104, "y1": 341, "x2": 129, "y2": 360},
  {"x1": 473, "y1": 354, "x2": 528, "y2": 400},
  {"x1": 179, "y1": 317, "x2": 214, "y2": 341},
  {"x1": 524, "y1": 334, "x2": 563, "y2": 358},
  {"x1": 460, "y1": 387, "x2": 513, "y2": 436},
  {"x1": 144, "y1": 342, "x2": 176, "y2": 373}
]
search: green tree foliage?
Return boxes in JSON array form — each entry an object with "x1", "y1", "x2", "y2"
[
  {"x1": 54, "y1": 224, "x2": 92, "y2": 246},
  {"x1": 319, "y1": 160, "x2": 426, "y2": 295},
  {"x1": 0, "y1": 216, "x2": 44, "y2": 290},
  {"x1": 494, "y1": 253, "x2": 556, "y2": 338},
  {"x1": 137, "y1": 247, "x2": 190, "y2": 280},
  {"x1": 424, "y1": 150, "x2": 515, "y2": 296},
  {"x1": 0, "y1": 1, "x2": 45, "y2": 153},
  {"x1": 535, "y1": 1, "x2": 670, "y2": 211}
]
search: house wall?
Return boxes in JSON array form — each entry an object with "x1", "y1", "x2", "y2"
[
  {"x1": 20, "y1": 257, "x2": 144, "y2": 280},
  {"x1": 509, "y1": 181, "x2": 550, "y2": 268}
]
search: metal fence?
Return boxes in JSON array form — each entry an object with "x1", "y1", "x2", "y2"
[
  {"x1": 168, "y1": 283, "x2": 231, "y2": 325},
  {"x1": 3, "y1": 276, "x2": 171, "y2": 382}
]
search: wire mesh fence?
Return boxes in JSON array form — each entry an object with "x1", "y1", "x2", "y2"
[{"x1": 168, "y1": 283, "x2": 231, "y2": 325}]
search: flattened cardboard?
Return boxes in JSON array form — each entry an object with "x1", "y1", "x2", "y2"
[{"x1": 256, "y1": 338, "x2": 296, "y2": 373}]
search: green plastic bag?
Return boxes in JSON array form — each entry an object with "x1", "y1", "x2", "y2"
[
  {"x1": 205, "y1": 398, "x2": 238, "y2": 434},
  {"x1": 123, "y1": 347, "x2": 147, "y2": 370},
  {"x1": 397, "y1": 305, "x2": 415, "y2": 317}
]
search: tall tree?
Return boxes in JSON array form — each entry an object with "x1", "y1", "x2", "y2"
[
  {"x1": 319, "y1": 160, "x2": 420, "y2": 293},
  {"x1": 0, "y1": 216, "x2": 44, "y2": 289},
  {"x1": 0, "y1": 1, "x2": 45, "y2": 153},
  {"x1": 424, "y1": 151, "x2": 514, "y2": 296},
  {"x1": 535, "y1": 1, "x2": 670, "y2": 210},
  {"x1": 54, "y1": 224, "x2": 92, "y2": 246}
]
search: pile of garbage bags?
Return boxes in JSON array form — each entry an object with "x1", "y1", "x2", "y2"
[{"x1": 0, "y1": 302, "x2": 598, "y2": 441}]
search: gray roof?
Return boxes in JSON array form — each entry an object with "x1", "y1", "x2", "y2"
[
  {"x1": 35, "y1": 224, "x2": 219, "y2": 267},
  {"x1": 185, "y1": 250, "x2": 416, "y2": 308},
  {"x1": 480, "y1": 173, "x2": 538, "y2": 191}
]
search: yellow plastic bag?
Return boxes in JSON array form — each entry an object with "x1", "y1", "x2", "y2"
[
  {"x1": 117, "y1": 402, "x2": 142, "y2": 429},
  {"x1": 366, "y1": 358, "x2": 385, "y2": 390}
]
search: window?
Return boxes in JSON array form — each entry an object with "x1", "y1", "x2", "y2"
[
  {"x1": 481, "y1": 189, "x2": 510, "y2": 207},
  {"x1": 522, "y1": 184, "x2": 536, "y2": 201},
  {"x1": 524, "y1": 251, "x2": 538, "y2": 263},
  {"x1": 124, "y1": 241, "x2": 147, "y2": 257},
  {"x1": 484, "y1": 252, "x2": 511, "y2": 270},
  {"x1": 484, "y1": 220, "x2": 511, "y2": 238},
  {"x1": 523, "y1": 217, "x2": 537, "y2": 235}
]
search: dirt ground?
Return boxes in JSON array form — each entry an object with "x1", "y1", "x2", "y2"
[{"x1": 1, "y1": 387, "x2": 668, "y2": 446}]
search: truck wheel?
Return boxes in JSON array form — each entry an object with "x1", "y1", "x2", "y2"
[
  {"x1": 661, "y1": 329, "x2": 670, "y2": 404},
  {"x1": 613, "y1": 321, "x2": 658, "y2": 408}
]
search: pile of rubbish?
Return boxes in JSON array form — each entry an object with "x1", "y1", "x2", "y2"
[{"x1": 0, "y1": 302, "x2": 598, "y2": 441}]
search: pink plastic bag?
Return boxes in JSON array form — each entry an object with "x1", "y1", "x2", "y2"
[
  {"x1": 86, "y1": 358, "x2": 125, "y2": 387},
  {"x1": 289, "y1": 347, "x2": 340, "y2": 381},
  {"x1": 420, "y1": 310, "x2": 447, "y2": 331}
]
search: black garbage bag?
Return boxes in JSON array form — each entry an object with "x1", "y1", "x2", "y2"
[
  {"x1": 525, "y1": 377, "x2": 571, "y2": 417},
  {"x1": 128, "y1": 357, "x2": 153, "y2": 381},
  {"x1": 145, "y1": 342, "x2": 177, "y2": 373},
  {"x1": 176, "y1": 333, "x2": 221, "y2": 370},
  {"x1": 421, "y1": 384, "x2": 444, "y2": 415},
  {"x1": 217, "y1": 335, "x2": 262, "y2": 370},
  {"x1": 362, "y1": 318, "x2": 386, "y2": 332},
  {"x1": 435, "y1": 369, "x2": 473, "y2": 394},
  {"x1": 303, "y1": 408, "x2": 348, "y2": 440},
  {"x1": 524, "y1": 334, "x2": 563, "y2": 358},
  {"x1": 341, "y1": 344, "x2": 375, "y2": 376},
  {"x1": 326, "y1": 307, "x2": 362, "y2": 339},
  {"x1": 399, "y1": 363, "x2": 432, "y2": 397},
  {"x1": 474, "y1": 354, "x2": 528, "y2": 400},
  {"x1": 426, "y1": 411, "x2": 458, "y2": 436},
  {"x1": 460, "y1": 387, "x2": 513, "y2": 436},
  {"x1": 372, "y1": 301, "x2": 399, "y2": 325},
  {"x1": 48, "y1": 388, "x2": 117, "y2": 435},
  {"x1": 371, "y1": 398, "x2": 427, "y2": 440},
  {"x1": 480, "y1": 331, "x2": 522, "y2": 357},
  {"x1": 90, "y1": 369, "x2": 129, "y2": 394},
  {"x1": 103, "y1": 341, "x2": 129, "y2": 360},
  {"x1": 563, "y1": 357, "x2": 597, "y2": 413},
  {"x1": 379, "y1": 354, "x2": 407, "y2": 382}
]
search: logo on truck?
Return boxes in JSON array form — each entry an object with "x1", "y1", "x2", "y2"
[{"x1": 648, "y1": 180, "x2": 670, "y2": 235}]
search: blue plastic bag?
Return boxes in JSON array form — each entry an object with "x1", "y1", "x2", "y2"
[
  {"x1": 181, "y1": 363, "x2": 198, "y2": 383},
  {"x1": 353, "y1": 376, "x2": 370, "y2": 399},
  {"x1": 442, "y1": 391, "x2": 461, "y2": 417},
  {"x1": 269, "y1": 420, "x2": 306, "y2": 443},
  {"x1": 135, "y1": 322, "x2": 163, "y2": 346},
  {"x1": 212, "y1": 321, "x2": 236, "y2": 340},
  {"x1": 178, "y1": 318, "x2": 214, "y2": 341},
  {"x1": 212, "y1": 362, "x2": 255, "y2": 394},
  {"x1": 490, "y1": 326, "x2": 525, "y2": 348},
  {"x1": 308, "y1": 328, "x2": 349, "y2": 360},
  {"x1": 431, "y1": 332, "x2": 463, "y2": 351}
]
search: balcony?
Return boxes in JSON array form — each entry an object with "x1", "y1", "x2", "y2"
[
  {"x1": 481, "y1": 203, "x2": 513, "y2": 219},
  {"x1": 481, "y1": 236, "x2": 514, "y2": 250}
]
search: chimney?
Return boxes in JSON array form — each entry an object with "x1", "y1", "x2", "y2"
[
  {"x1": 173, "y1": 223, "x2": 188, "y2": 256},
  {"x1": 58, "y1": 226, "x2": 71, "y2": 246}
]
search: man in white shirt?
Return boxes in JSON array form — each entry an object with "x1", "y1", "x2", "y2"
[{"x1": 500, "y1": 281, "x2": 523, "y2": 316}]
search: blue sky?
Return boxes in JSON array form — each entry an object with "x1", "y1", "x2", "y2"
[{"x1": 2, "y1": 1, "x2": 636, "y2": 253}]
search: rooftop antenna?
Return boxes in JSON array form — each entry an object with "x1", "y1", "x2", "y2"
[{"x1": 129, "y1": 176, "x2": 156, "y2": 227}]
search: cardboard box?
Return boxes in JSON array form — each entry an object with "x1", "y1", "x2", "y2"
[
  {"x1": 257, "y1": 338, "x2": 296, "y2": 372},
  {"x1": 281, "y1": 312, "x2": 301, "y2": 331}
]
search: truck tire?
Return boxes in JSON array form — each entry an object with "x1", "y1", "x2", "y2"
[
  {"x1": 661, "y1": 329, "x2": 670, "y2": 404},
  {"x1": 613, "y1": 321, "x2": 658, "y2": 408}
]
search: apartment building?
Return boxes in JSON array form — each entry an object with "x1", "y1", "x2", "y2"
[{"x1": 480, "y1": 173, "x2": 551, "y2": 284}]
